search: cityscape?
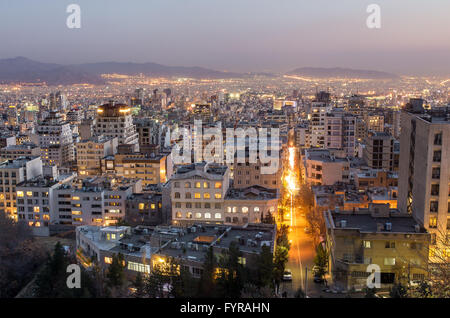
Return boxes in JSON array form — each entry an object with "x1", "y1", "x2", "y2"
[{"x1": 0, "y1": 0, "x2": 449, "y2": 305}]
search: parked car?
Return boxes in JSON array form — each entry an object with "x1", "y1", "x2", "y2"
[
  {"x1": 283, "y1": 269, "x2": 292, "y2": 281},
  {"x1": 313, "y1": 275, "x2": 324, "y2": 284}
]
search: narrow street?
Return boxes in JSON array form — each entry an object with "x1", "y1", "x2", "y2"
[{"x1": 279, "y1": 146, "x2": 325, "y2": 297}]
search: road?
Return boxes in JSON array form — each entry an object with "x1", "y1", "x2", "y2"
[{"x1": 280, "y1": 205, "x2": 325, "y2": 297}]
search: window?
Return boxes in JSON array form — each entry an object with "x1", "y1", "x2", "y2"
[
  {"x1": 175, "y1": 202, "x2": 181, "y2": 208},
  {"x1": 128, "y1": 261, "x2": 150, "y2": 274},
  {"x1": 176, "y1": 212, "x2": 182, "y2": 218},
  {"x1": 385, "y1": 241, "x2": 395, "y2": 248},
  {"x1": 204, "y1": 213, "x2": 211, "y2": 219},
  {"x1": 195, "y1": 212, "x2": 202, "y2": 219},
  {"x1": 242, "y1": 207, "x2": 248, "y2": 213},
  {"x1": 431, "y1": 184, "x2": 440, "y2": 196},
  {"x1": 195, "y1": 182, "x2": 201, "y2": 188},
  {"x1": 429, "y1": 217, "x2": 438, "y2": 228},
  {"x1": 254, "y1": 207, "x2": 260, "y2": 213},
  {"x1": 104, "y1": 257, "x2": 113, "y2": 264},
  {"x1": 430, "y1": 201, "x2": 439, "y2": 213},
  {"x1": 17, "y1": 191, "x2": 24, "y2": 197},
  {"x1": 72, "y1": 196, "x2": 80, "y2": 200},
  {"x1": 185, "y1": 192, "x2": 191, "y2": 199},
  {"x1": 384, "y1": 257, "x2": 396, "y2": 266},
  {"x1": 363, "y1": 241, "x2": 371, "y2": 249},
  {"x1": 204, "y1": 193, "x2": 210, "y2": 199},
  {"x1": 434, "y1": 132, "x2": 442, "y2": 145},
  {"x1": 215, "y1": 203, "x2": 221, "y2": 209},
  {"x1": 194, "y1": 193, "x2": 201, "y2": 199},
  {"x1": 203, "y1": 182, "x2": 210, "y2": 188},
  {"x1": 26, "y1": 191, "x2": 32, "y2": 197},
  {"x1": 215, "y1": 182, "x2": 222, "y2": 189},
  {"x1": 215, "y1": 193, "x2": 222, "y2": 199},
  {"x1": 138, "y1": 203, "x2": 145, "y2": 210},
  {"x1": 186, "y1": 212, "x2": 192, "y2": 219},
  {"x1": 214, "y1": 213, "x2": 221, "y2": 219},
  {"x1": 184, "y1": 182, "x2": 191, "y2": 188},
  {"x1": 174, "y1": 182, "x2": 180, "y2": 188},
  {"x1": 33, "y1": 206, "x2": 40, "y2": 213}
]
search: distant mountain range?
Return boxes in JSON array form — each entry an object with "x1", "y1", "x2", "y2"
[
  {"x1": 0, "y1": 57, "x2": 242, "y2": 85},
  {"x1": 286, "y1": 67, "x2": 398, "y2": 79},
  {"x1": 0, "y1": 57, "x2": 399, "y2": 85}
]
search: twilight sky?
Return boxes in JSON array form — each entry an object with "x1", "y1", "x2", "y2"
[{"x1": 1, "y1": 0, "x2": 450, "y2": 75}]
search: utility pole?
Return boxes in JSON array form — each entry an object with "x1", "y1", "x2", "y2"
[{"x1": 305, "y1": 266, "x2": 308, "y2": 298}]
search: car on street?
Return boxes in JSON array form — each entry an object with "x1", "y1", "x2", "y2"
[
  {"x1": 313, "y1": 275, "x2": 324, "y2": 284},
  {"x1": 283, "y1": 269, "x2": 292, "y2": 281}
]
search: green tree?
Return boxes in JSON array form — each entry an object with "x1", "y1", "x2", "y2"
[
  {"x1": 256, "y1": 245, "x2": 274, "y2": 288},
  {"x1": 390, "y1": 283, "x2": 408, "y2": 298},
  {"x1": 197, "y1": 246, "x2": 217, "y2": 297},
  {"x1": 364, "y1": 287, "x2": 377, "y2": 298},
  {"x1": 105, "y1": 253, "x2": 126, "y2": 296},
  {"x1": 216, "y1": 242, "x2": 246, "y2": 298},
  {"x1": 131, "y1": 272, "x2": 146, "y2": 298},
  {"x1": 313, "y1": 244, "x2": 328, "y2": 278}
]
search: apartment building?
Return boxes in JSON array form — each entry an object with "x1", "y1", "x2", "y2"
[
  {"x1": 37, "y1": 111, "x2": 75, "y2": 167},
  {"x1": 53, "y1": 177, "x2": 141, "y2": 227},
  {"x1": 223, "y1": 185, "x2": 278, "y2": 225},
  {"x1": 363, "y1": 131, "x2": 398, "y2": 171},
  {"x1": 398, "y1": 109, "x2": 450, "y2": 259},
  {"x1": 0, "y1": 156, "x2": 43, "y2": 219},
  {"x1": 16, "y1": 175, "x2": 74, "y2": 236},
  {"x1": 76, "y1": 223, "x2": 276, "y2": 278},
  {"x1": 125, "y1": 193, "x2": 163, "y2": 226},
  {"x1": 324, "y1": 204, "x2": 431, "y2": 291},
  {"x1": 0, "y1": 143, "x2": 40, "y2": 161},
  {"x1": 171, "y1": 162, "x2": 230, "y2": 225},
  {"x1": 76, "y1": 135, "x2": 118, "y2": 177},
  {"x1": 94, "y1": 102, "x2": 139, "y2": 149},
  {"x1": 324, "y1": 109, "x2": 356, "y2": 157},
  {"x1": 303, "y1": 148, "x2": 350, "y2": 186}
]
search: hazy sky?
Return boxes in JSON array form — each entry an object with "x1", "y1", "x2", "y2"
[{"x1": 1, "y1": 0, "x2": 450, "y2": 75}]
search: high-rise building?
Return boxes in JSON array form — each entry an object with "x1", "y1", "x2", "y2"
[
  {"x1": 37, "y1": 111, "x2": 75, "y2": 167},
  {"x1": 0, "y1": 156, "x2": 43, "y2": 219},
  {"x1": 324, "y1": 109, "x2": 355, "y2": 157},
  {"x1": 76, "y1": 136, "x2": 118, "y2": 177},
  {"x1": 398, "y1": 109, "x2": 450, "y2": 258},
  {"x1": 94, "y1": 102, "x2": 139, "y2": 150},
  {"x1": 363, "y1": 131, "x2": 398, "y2": 171}
]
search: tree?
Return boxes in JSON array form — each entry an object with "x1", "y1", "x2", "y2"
[
  {"x1": 216, "y1": 242, "x2": 246, "y2": 298},
  {"x1": 197, "y1": 246, "x2": 217, "y2": 297},
  {"x1": 256, "y1": 245, "x2": 274, "y2": 288},
  {"x1": 364, "y1": 287, "x2": 377, "y2": 298},
  {"x1": 313, "y1": 244, "x2": 328, "y2": 278},
  {"x1": 390, "y1": 283, "x2": 408, "y2": 298},
  {"x1": 0, "y1": 213, "x2": 45, "y2": 298},
  {"x1": 105, "y1": 253, "x2": 126, "y2": 297},
  {"x1": 171, "y1": 263, "x2": 198, "y2": 298},
  {"x1": 131, "y1": 273, "x2": 146, "y2": 298}
]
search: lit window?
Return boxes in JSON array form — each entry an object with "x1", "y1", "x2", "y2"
[
  {"x1": 111, "y1": 234, "x2": 116, "y2": 240},
  {"x1": 203, "y1": 182, "x2": 210, "y2": 188},
  {"x1": 176, "y1": 212, "x2": 182, "y2": 218},
  {"x1": 242, "y1": 207, "x2": 248, "y2": 213},
  {"x1": 195, "y1": 213, "x2": 202, "y2": 219},
  {"x1": 72, "y1": 196, "x2": 80, "y2": 200},
  {"x1": 254, "y1": 207, "x2": 260, "y2": 212},
  {"x1": 232, "y1": 207, "x2": 237, "y2": 213},
  {"x1": 215, "y1": 193, "x2": 222, "y2": 199},
  {"x1": 72, "y1": 211, "x2": 82, "y2": 215},
  {"x1": 214, "y1": 213, "x2": 221, "y2": 219},
  {"x1": 26, "y1": 191, "x2": 32, "y2": 197},
  {"x1": 194, "y1": 193, "x2": 201, "y2": 199},
  {"x1": 105, "y1": 257, "x2": 113, "y2": 264},
  {"x1": 186, "y1": 212, "x2": 193, "y2": 219},
  {"x1": 215, "y1": 182, "x2": 222, "y2": 189},
  {"x1": 205, "y1": 213, "x2": 211, "y2": 219},
  {"x1": 33, "y1": 206, "x2": 40, "y2": 213},
  {"x1": 138, "y1": 203, "x2": 145, "y2": 210},
  {"x1": 151, "y1": 204, "x2": 155, "y2": 209},
  {"x1": 17, "y1": 191, "x2": 24, "y2": 197},
  {"x1": 363, "y1": 241, "x2": 371, "y2": 248},
  {"x1": 204, "y1": 193, "x2": 210, "y2": 199},
  {"x1": 227, "y1": 207, "x2": 232, "y2": 213},
  {"x1": 384, "y1": 257, "x2": 396, "y2": 266},
  {"x1": 195, "y1": 182, "x2": 201, "y2": 188}
]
